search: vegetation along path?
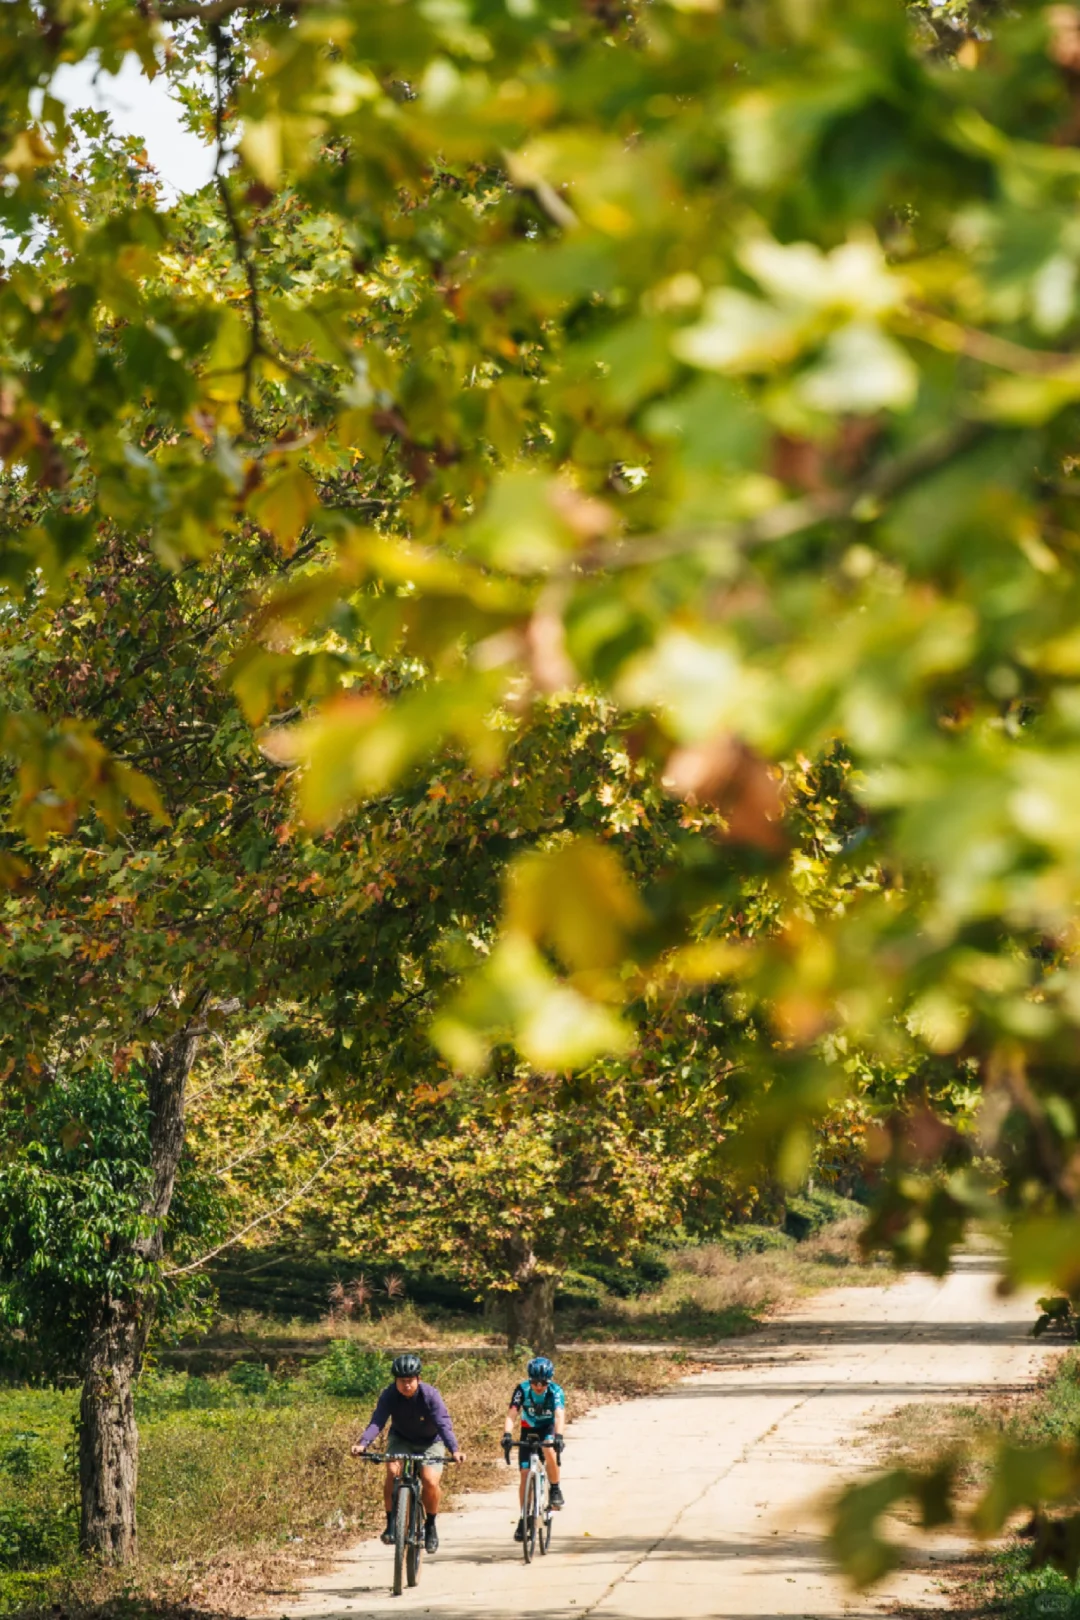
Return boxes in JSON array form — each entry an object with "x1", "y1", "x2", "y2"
[{"x1": 277, "y1": 1257, "x2": 1050, "y2": 1620}]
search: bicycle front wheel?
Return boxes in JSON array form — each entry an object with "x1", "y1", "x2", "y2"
[
  {"x1": 539, "y1": 1478, "x2": 553, "y2": 1555},
  {"x1": 406, "y1": 1488, "x2": 423, "y2": 1588},
  {"x1": 523, "y1": 1469, "x2": 539, "y2": 1564},
  {"x1": 393, "y1": 1486, "x2": 410, "y2": 1597}
]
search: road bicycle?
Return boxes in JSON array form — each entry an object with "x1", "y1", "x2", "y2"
[
  {"x1": 506, "y1": 1436, "x2": 559, "y2": 1563},
  {"x1": 359, "y1": 1449, "x2": 454, "y2": 1596}
]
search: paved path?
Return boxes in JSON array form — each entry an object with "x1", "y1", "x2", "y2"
[{"x1": 279, "y1": 1256, "x2": 1053, "y2": 1620}]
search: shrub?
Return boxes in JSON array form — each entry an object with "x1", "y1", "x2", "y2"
[
  {"x1": 576, "y1": 1249, "x2": 672, "y2": 1298},
  {"x1": 556, "y1": 1271, "x2": 603, "y2": 1309},
  {"x1": 227, "y1": 1361, "x2": 273, "y2": 1396},
  {"x1": 710, "y1": 1225, "x2": 795, "y2": 1260},
  {"x1": 783, "y1": 1190, "x2": 864, "y2": 1241},
  {"x1": 314, "y1": 1343, "x2": 387, "y2": 1400}
]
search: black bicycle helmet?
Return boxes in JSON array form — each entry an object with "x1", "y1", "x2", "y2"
[
  {"x1": 391, "y1": 1352, "x2": 423, "y2": 1378},
  {"x1": 527, "y1": 1355, "x2": 555, "y2": 1381}
]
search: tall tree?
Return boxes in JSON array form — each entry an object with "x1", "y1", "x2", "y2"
[
  {"x1": 0, "y1": 1064, "x2": 226, "y2": 1560},
  {"x1": 0, "y1": 521, "x2": 533, "y2": 1553}
]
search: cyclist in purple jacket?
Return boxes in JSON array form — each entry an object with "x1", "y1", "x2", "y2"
[{"x1": 351, "y1": 1353, "x2": 464, "y2": 1555}]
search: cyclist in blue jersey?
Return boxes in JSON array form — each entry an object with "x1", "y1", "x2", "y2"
[{"x1": 501, "y1": 1355, "x2": 566, "y2": 1540}]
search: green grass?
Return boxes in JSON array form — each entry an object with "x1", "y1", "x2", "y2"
[
  {"x1": 988, "y1": 1545, "x2": 1080, "y2": 1620},
  {"x1": 0, "y1": 1385, "x2": 79, "y2": 1612}
]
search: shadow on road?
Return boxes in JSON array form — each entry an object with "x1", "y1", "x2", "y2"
[
  {"x1": 723, "y1": 1319, "x2": 1037, "y2": 1350},
  {"x1": 648, "y1": 1379, "x2": 1037, "y2": 1400}
]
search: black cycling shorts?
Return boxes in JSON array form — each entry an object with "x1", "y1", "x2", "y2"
[{"x1": 518, "y1": 1423, "x2": 555, "y2": 1468}]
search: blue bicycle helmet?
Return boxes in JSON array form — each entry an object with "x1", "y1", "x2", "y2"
[{"x1": 527, "y1": 1355, "x2": 555, "y2": 1381}]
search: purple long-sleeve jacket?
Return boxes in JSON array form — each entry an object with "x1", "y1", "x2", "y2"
[{"x1": 358, "y1": 1381, "x2": 459, "y2": 1453}]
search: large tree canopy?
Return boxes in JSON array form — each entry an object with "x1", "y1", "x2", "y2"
[{"x1": 7, "y1": 0, "x2": 1080, "y2": 1578}]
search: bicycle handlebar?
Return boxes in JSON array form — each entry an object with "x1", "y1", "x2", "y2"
[
  {"x1": 356, "y1": 1451, "x2": 459, "y2": 1463},
  {"x1": 504, "y1": 1437, "x2": 561, "y2": 1449}
]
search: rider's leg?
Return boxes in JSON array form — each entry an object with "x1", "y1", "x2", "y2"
[
  {"x1": 420, "y1": 1463, "x2": 442, "y2": 1518},
  {"x1": 544, "y1": 1447, "x2": 560, "y2": 1486},
  {"x1": 384, "y1": 1459, "x2": 403, "y2": 1514}
]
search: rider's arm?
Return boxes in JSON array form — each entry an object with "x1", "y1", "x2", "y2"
[
  {"x1": 425, "y1": 1384, "x2": 461, "y2": 1456},
  {"x1": 504, "y1": 1383, "x2": 524, "y2": 1436},
  {"x1": 553, "y1": 1383, "x2": 566, "y2": 1437},
  {"x1": 357, "y1": 1384, "x2": 393, "y2": 1450}
]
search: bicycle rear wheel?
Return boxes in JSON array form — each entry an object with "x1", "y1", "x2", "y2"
[
  {"x1": 393, "y1": 1486, "x2": 410, "y2": 1596},
  {"x1": 406, "y1": 1487, "x2": 423, "y2": 1588},
  {"x1": 523, "y1": 1469, "x2": 539, "y2": 1564}
]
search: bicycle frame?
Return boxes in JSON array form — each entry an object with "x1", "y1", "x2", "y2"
[
  {"x1": 360, "y1": 1449, "x2": 451, "y2": 1596},
  {"x1": 507, "y1": 1437, "x2": 556, "y2": 1563}
]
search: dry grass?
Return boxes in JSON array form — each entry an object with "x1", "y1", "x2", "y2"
[
  {"x1": 571, "y1": 1220, "x2": 892, "y2": 1343},
  {"x1": 201, "y1": 1302, "x2": 497, "y2": 1351},
  {"x1": 190, "y1": 1219, "x2": 892, "y2": 1364},
  {"x1": 868, "y1": 1397, "x2": 993, "y2": 1498},
  {"x1": 861, "y1": 1347, "x2": 1061, "y2": 1546}
]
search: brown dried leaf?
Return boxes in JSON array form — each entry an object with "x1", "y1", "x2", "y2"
[{"x1": 664, "y1": 736, "x2": 786, "y2": 852}]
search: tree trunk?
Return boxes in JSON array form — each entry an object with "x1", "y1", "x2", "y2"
[
  {"x1": 503, "y1": 1235, "x2": 557, "y2": 1356},
  {"x1": 79, "y1": 1297, "x2": 152, "y2": 1562},
  {"x1": 78, "y1": 992, "x2": 210, "y2": 1564}
]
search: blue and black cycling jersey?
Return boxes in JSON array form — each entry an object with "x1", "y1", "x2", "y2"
[{"x1": 509, "y1": 1378, "x2": 566, "y2": 1429}]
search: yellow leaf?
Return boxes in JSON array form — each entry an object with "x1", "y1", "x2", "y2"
[
  {"x1": 241, "y1": 118, "x2": 283, "y2": 186},
  {"x1": 250, "y1": 465, "x2": 317, "y2": 553},
  {"x1": 507, "y1": 836, "x2": 646, "y2": 973},
  {"x1": 2, "y1": 128, "x2": 57, "y2": 175},
  {"x1": 115, "y1": 764, "x2": 170, "y2": 826}
]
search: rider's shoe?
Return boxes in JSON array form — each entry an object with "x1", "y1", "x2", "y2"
[
  {"x1": 380, "y1": 1519, "x2": 395, "y2": 1546},
  {"x1": 513, "y1": 1519, "x2": 525, "y2": 1542},
  {"x1": 424, "y1": 1520, "x2": 439, "y2": 1555},
  {"x1": 549, "y1": 1484, "x2": 565, "y2": 1509}
]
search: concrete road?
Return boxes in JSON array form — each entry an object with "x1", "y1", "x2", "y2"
[{"x1": 279, "y1": 1257, "x2": 1053, "y2": 1620}]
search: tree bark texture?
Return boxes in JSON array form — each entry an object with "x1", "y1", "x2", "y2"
[
  {"x1": 79, "y1": 1298, "x2": 151, "y2": 1562},
  {"x1": 503, "y1": 1235, "x2": 557, "y2": 1356},
  {"x1": 79, "y1": 990, "x2": 210, "y2": 1564}
]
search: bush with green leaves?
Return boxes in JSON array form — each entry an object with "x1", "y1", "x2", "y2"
[
  {"x1": 0, "y1": 1066, "x2": 229, "y2": 1380},
  {"x1": 0, "y1": 1501, "x2": 72, "y2": 1572},
  {"x1": 784, "y1": 1191, "x2": 864, "y2": 1242},
  {"x1": 717, "y1": 1226, "x2": 796, "y2": 1259},
  {"x1": 312, "y1": 1344, "x2": 388, "y2": 1402}
]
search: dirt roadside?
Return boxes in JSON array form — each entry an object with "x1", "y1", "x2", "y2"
[{"x1": 269, "y1": 1255, "x2": 1054, "y2": 1620}]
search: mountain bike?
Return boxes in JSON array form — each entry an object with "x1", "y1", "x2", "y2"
[
  {"x1": 507, "y1": 1436, "x2": 558, "y2": 1563},
  {"x1": 359, "y1": 1450, "x2": 454, "y2": 1596}
]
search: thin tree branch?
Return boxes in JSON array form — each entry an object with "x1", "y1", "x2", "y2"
[
  {"x1": 902, "y1": 310, "x2": 1080, "y2": 376},
  {"x1": 164, "y1": 1143, "x2": 347, "y2": 1276},
  {"x1": 211, "y1": 25, "x2": 262, "y2": 402},
  {"x1": 210, "y1": 1117, "x2": 303, "y2": 1177},
  {"x1": 580, "y1": 419, "x2": 990, "y2": 573}
]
